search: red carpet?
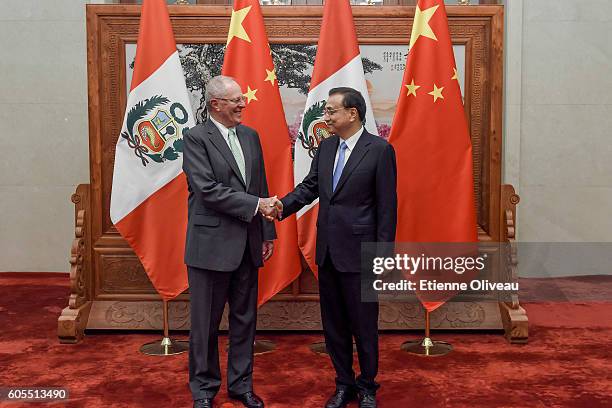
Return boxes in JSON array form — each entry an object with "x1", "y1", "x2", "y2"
[{"x1": 1, "y1": 273, "x2": 611, "y2": 407}]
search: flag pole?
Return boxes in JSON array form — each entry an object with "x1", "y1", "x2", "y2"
[
  {"x1": 400, "y1": 309, "x2": 453, "y2": 356},
  {"x1": 140, "y1": 300, "x2": 189, "y2": 356}
]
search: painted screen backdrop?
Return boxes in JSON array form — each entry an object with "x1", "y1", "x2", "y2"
[
  {"x1": 125, "y1": 43, "x2": 466, "y2": 141},
  {"x1": 122, "y1": 43, "x2": 466, "y2": 282}
]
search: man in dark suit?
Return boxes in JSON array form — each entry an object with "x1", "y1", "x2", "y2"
[
  {"x1": 275, "y1": 87, "x2": 397, "y2": 408},
  {"x1": 183, "y1": 75, "x2": 279, "y2": 408}
]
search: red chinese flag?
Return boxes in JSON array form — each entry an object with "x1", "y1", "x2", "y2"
[
  {"x1": 222, "y1": 0, "x2": 301, "y2": 306},
  {"x1": 389, "y1": 0, "x2": 478, "y2": 312}
]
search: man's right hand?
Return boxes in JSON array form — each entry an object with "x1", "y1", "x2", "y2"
[
  {"x1": 258, "y1": 196, "x2": 279, "y2": 221},
  {"x1": 271, "y1": 197, "x2": 283, "y2": 220}
]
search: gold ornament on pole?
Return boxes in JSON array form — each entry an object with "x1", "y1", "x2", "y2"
[
  {"x1": 458, "y1": 0, "x2": 471, "y2": 5},
  {"x1": 140, "y1": 300, "x2": 189, "y2": 356},
  {"x1": 400, "y1": 309, "x2": 453, "y2": 356},
  {"x1": 174, "y1": 0, "x2": 190, "y2": 5}
]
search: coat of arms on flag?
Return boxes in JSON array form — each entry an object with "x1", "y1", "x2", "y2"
[
  {"x1": 297, "y1": 100, "x2": 332, "y2": 159},
  {"x1": 121, "y1": 95, "x2": 190, "y2": 166}
]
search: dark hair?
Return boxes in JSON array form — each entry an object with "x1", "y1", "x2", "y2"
[{"x1": 329, "y1": 87, "x2": 366, "y2": 123}]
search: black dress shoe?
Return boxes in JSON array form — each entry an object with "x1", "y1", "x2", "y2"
[
  {"x1": 325, "y1": 389, "x2": 357, "y2": 408},
  {"x1": 193, "y1": 398, "x2": 214, "y2": 408},
  {"x1": 358, "y1": 393, "x2": 377, "y2": 408},
  {"x1": 229, "y1": 391, "x2": 264, "y2": 408}
]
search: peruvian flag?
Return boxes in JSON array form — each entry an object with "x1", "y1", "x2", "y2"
[
  {"x1": 389, "y1": 0, "x2": 478, "y2": 312},
  {"x1": 222, "y1": 0, "x2": 301, "y2": 305},
  {"x1": 110, "y1": 0, "x2": 194, "y2": 300},
  {"x1": 294, "y1": 0, "x2": 377, "y2": 276}
]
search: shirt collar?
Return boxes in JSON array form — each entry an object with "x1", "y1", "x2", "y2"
[
  {"x1": 339, "y1": 126, "x2": 363, "y2": 151},
  {"x1": 209, "y1": 115, "x2": 234, "y2": 140}
]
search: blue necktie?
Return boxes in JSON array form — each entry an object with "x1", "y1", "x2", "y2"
[{"x1": 332, "y1": 141, "x2": 348, "y2": 192}]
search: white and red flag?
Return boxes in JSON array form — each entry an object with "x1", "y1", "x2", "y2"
[
  {"x1": 110, "y1": 0, "x2": 194, "y2": 300},
  {"x1": 222, "y1": 0, "x2": 301, "y2": 305},
  {"x1": 389, "y1": 0, "x2": 478, "y2": 312},
  {"x1": 294, "y1": 0, "x2": 377, "y2": 276}
]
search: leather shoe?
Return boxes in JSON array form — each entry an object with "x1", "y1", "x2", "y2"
[
  {"x1": 193, "y1": 398, "x2": 214, "y2": 408},
  {"x1": 325, "y1": 389, "x2": 356, "y2": 408},
  {"x1": 229, "y1": 391, "x2": 264, "y2": 408},
  {"x1": 358, "y1": 393, "x2": 377, "y2": 408}
]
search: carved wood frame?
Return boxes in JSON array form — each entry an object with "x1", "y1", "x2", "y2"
[{"x1": 58, "y1": 4, "x2": 528, "y2": 343}]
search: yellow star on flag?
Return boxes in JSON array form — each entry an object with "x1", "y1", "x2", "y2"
[
  {"x1": 452, "y1": 67, "x2": 459, "y2": 81},
  {"x1": 409, "y1": 5, "x2": 439, "y2": 49},
  {"x1": 264, "y1": 68, "x2": 277, "y2": 86},
  {"x1": 227, "y1": 6, "x2": 252, "y2": 46},
  {"x1": 405, "y1": 79, "x2": 420, "y2": 97},
  {"x1": 243, "y1": 86, "x2": 258, "y2": 104},
  {"x1": 428, "y1": 84, "x2": 444, "y2": 102}
]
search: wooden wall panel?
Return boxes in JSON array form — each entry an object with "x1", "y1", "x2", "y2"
[{"x1": 71, "y1": 4, "x2": 509, "y2": 335}]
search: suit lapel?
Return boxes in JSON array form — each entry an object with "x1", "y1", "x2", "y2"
[
  {"x1": 206, "y1": 120, "x2": 246, "y2": 188},
  {"x1": 332, "y1": 131, "x2": 371, "y2": 197},
  {"x1": 235, "y1": 125, "x2": 253, "y2": 190}
]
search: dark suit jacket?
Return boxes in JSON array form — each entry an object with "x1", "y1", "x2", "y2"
[
  {"x1": 281, "y1": 130, "x2": 397, "y2": 272},
  {"x1": 182, "y1": 119, "x2": 276, "y2": 272}
]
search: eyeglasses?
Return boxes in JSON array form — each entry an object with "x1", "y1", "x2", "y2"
[
  {"x1": 323, "y1": 107, "x2": 350, "y2": 116},
  {"x1": 215, "y1": 96, "x2": 247, "y2": 104}
]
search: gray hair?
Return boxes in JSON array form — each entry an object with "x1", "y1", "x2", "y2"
[{"x1": 205, "y1": 75, "x2": 236, "y2": 107}]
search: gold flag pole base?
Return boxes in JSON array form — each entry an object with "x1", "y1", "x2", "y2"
[
  {"x1": 253, "y1": 339, "x2": 276, "y2": 355},
  {"x1": 225, "y1": 339, "x2": 276, "y2": 355},
  {"x1": 140, "y1": 300, "x2": 189, "y2": 356},
  {"x1": 309, "y1": 341, "x2": 357, "y2": 355},
  {"x1": 140, "y1": 337, "x2": 190, "y2": 356},
  {"x1": 401, "y1": 309, "x2": 453, "y2": 357},
  {"x1": 400, "y1": 337, "x2": 453, "y2": 356}
]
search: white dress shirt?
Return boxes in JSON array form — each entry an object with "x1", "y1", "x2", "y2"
[{"x1": 333, "y1": 126, "x2": 364, "y2": 170}]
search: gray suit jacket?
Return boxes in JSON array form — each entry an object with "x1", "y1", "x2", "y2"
[{"x1": 182, "y1": 119, "x2": 276, "y2": 271}]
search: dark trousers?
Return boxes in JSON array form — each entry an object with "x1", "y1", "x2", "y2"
[
  {"x1": 318, "y1": 254, "x2": 380, "y2": 395},
  {"x1": 187, "y1": 248, "x2": 258, "y2": 400}
]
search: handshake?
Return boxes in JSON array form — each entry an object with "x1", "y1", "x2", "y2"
[{"x1": 258, "y1": 196, "x2": 283, "y2": 222}]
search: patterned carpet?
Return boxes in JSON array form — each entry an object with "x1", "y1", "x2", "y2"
[{"x1": 0, "y1": 273, "x2": 610, "y2": 407}]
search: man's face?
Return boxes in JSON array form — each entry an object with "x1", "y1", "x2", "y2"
[
  {"x1": 210, "y1": 81, "x2": 246, "y2": 127},
  {"x1": 323, "y1": 93, "x2": 357, "y2": 136}
]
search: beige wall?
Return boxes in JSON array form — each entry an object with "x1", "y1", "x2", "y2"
[
  {"x1": 503, "y1": 0, "x2": 612, "y2": 242},
  {"x1": 0, "y1": 0, "x2": 110, "y2": 272},
  {"x1": 1, "y1": 1, "x2": 610, "y2": 272}
]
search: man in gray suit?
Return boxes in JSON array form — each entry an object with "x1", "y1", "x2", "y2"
[{"x1": 183, "y1": 75, "x2": 279, "y2": 408}]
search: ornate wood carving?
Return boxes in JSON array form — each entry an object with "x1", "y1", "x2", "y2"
[
  {"x1": 58, "y1": 184, "x2": 93, "y2": 344},
  {"x1": 98, "y1": 253, "x2": 155, "y2": 293},
  {"x1": 86, "y1": 300, "x2": 502, "y2": 330},
  {"x1": 60, "y1": 5, "x2": 520, "y2": 344},
  {"x1": 498, "y1": 184, "x2": 528, "y2": 343}
]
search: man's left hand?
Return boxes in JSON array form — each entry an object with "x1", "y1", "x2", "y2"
[{"x1": 262, "y1": 241, "x2": 274, "y2": 261}]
